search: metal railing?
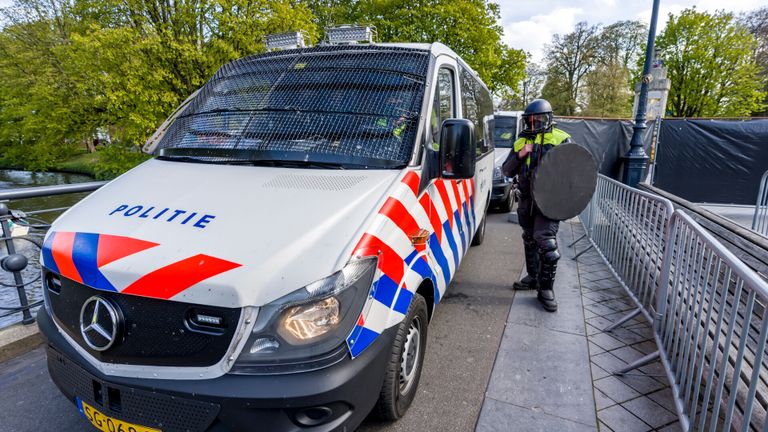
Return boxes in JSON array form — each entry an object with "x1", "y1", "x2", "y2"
[
  {"x1": 0, "y1": 182, "x2": 105, "y2": 325},
  {"x1": 575, "y1": 174, "x2": 674, "y2": 329},
  {"x1": 657, "y1": 211, "x2": 768, "y2": 431},
  {"x1": 576, "y1": 177, "x2": 768, "y2": 431},
  {"x1": 753, "y1": 170, "x2": 768, "y2": 237}
]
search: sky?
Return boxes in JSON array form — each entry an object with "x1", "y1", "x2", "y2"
[
  {"x1": 0, "y1": 0, "x2": 766, "y2": 62},
  {"x1": 498, "y1": 0, "x2": 768, "y2": 63}
]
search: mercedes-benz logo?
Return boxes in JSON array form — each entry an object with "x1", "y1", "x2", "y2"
[{"x1": 79, "y1": 296, "x2": 122, "y2": 352}]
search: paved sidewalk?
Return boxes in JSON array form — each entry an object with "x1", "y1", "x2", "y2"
[{"x1": 476, "y1": 219, "x2": 681, "y2": 432}]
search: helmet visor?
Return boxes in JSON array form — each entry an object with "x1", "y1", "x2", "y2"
[{"x1": 522, "y1": 113, "x2": 551, "y2": 134}]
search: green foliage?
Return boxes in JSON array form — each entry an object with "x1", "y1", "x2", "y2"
[
  {"x1": 541, "y1": 69, "x2": 577, "y2": 115},
  {"x1": 656, "y1": 8, "x2": 766, "y2": 117},
  {"x1": 542, "y1": 21, "x2": 600, "y2": 115},
  {"x1": 91, "y1": 145, "x2": 151, "y2": 180},
  {"x1": 0, "y1": 0, "x2": 524, "y2": 178},
  {"x1": 0, "y1": 0, "x2": 318, "y2": 176},
  {"x1": 305, "y1": 0, "x2": 525, "y2": 95},
  {"x1": 582, "y1": 63, "x2": 633, "y2": 118}
]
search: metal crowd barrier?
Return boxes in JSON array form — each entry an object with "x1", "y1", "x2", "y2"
[
  {"x1": 0, "y1": 181, "x2": 106, "y2": 325},
  {"x1": 576, "y1": 176, "x2": 768, "y2": 431},
  {"x1": 657, "y1": 211, "x2": 768, "y2": 431},
  {"x1": 575, "y1": 175, "x2": 674, "y2": 328},
  {"x1": 753, "y1": 170, "x2": 768, "y2": 237}
]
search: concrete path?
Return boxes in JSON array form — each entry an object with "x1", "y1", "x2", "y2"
[
  {"x1": 476, "y1": 219, "x2": 681, "y2": 432},
  {"x1": 0, "y1": 214, "x2": 685, "y2": 432},
  {"x1": 0, "y1": 212, "x2": 524, "y2": 432},
  {"x1": 360, "y1": 212, "x2": 524, "y2": 431}
]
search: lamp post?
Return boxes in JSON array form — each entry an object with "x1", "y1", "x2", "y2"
[{"x1": 623, "y1": 0, "x2": 661, "y2": 187}]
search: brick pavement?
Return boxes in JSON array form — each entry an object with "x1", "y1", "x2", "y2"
[{"x1": 476, "y1": 219, "x2": 681, "y2": 432}]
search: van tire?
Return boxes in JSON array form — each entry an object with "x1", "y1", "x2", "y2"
[
  {"x1": 373, "y1": 293, "x2": 429, "y2": 421},
  {"x1": 471, "y1": 213, "x2": 487, "y2": 246}
]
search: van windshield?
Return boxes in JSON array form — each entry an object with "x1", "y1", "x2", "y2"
[
  {"x1": 494, "y1": 117, "x2": 517, "y2": 148},
  {"x1": 154, "y1": 46, "x2": 431, "y2": 169}
]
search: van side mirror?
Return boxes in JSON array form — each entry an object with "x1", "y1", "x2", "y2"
[{"x1": 439, "y1": 119, "x2": 476, "y2": 179}]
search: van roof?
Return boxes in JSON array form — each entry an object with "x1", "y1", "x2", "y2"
[
  {"x1": 378, "y1": 42, "x2": 486, "y2": 92},
  {"x1": 254, "y1": 41, "x2": 482, "y2": 83},
  {"x1": 496, "y1": 111, "x2": 523, "y2": 117}
]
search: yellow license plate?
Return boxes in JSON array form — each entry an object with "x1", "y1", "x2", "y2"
[{"x1": 76, "y1": 397, "x2": 161, "y2": 432}]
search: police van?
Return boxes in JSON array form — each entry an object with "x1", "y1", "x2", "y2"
[
  {"x1": 38, "y1": 27, "x2": 495, "y2": 432},
  {"x1": 490, "y1": 110, "x2": 522, "y2": 212}
]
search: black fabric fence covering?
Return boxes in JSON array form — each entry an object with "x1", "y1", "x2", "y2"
[
  {"x1": 653, "y1": 119, "x2": 768, "y2": 205},
  {"x1": 554, "y1": 117, "x2": 655, "y2": 179}
]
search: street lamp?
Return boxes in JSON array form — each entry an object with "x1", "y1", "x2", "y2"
[{"x1": 623, "y1": 0, "x2": 661, "y2": 187}]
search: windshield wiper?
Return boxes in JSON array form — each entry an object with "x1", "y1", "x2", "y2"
[
  {"x1": 157, "y1": 147, "x2": 405, "y2": 169},
  {"x1": 248, "y1": 159, "x2": 348, "y2": 170}
]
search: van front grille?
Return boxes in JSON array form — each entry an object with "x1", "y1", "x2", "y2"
[{"x1": 46, "y1": 271, "x2": 241, "y2": 367}]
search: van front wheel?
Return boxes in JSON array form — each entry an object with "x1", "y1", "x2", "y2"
[
  {"x1": 373, "y1": 293, "x2": 429, "y2": 421},
  {"x1": 471, "y1": 213, "x2": 487, "y2": 246}
]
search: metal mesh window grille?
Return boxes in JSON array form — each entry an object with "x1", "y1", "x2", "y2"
[{"x1": 155, "y1": 45, "x2": 431, "y2": 166}]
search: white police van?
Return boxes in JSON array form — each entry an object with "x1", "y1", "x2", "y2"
[
  {"x1": 490, "y1": 110, "x2": 522, "y2": 212},
  {"x1": 38, "y1": 27, "x2": 495, "y2": 432}
]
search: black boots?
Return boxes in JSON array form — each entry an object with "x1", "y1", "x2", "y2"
[
  {"x1": 536, "y1": 238, "x2": 560, "y2": 312},
  {"x1": 513, "y1": 274, "x2": 537, "y2": 290},
  {"x1": 537, "y1": 261, "x2": 558, "y2": 312},
  {"x1": 515, "y1": 235, "x2": 560, "y2": 312},
  {"x1": 513, "y1": 233, "x2": 539, "y2": 290}
]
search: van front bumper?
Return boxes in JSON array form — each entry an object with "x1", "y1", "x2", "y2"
[
  {"x1": 491, "y1": 181, "x2": 511, "y2": 204},
  {"x1": 38, "y1": 308, "x2": 394, "y2": 432}
]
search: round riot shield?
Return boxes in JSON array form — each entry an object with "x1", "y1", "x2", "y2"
[{"x1": 532, "y1": 143, "x2": 598, "y2": 221}]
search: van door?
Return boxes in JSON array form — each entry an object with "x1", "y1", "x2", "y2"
[
  {"x1": 420, "y1": 59, "x2": 464, "y2": 300},
  {"x1": 458, "y1": 65, "x2": 493, "y2": 235}
]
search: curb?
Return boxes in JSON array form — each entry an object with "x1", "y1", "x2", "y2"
[{"x1": 0, "y1": 322, "x2": 43, "y2": 363}]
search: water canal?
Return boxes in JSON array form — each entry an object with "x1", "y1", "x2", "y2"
[{"x1": 0, "y1": 169, "x2": 93, "y2": 328}]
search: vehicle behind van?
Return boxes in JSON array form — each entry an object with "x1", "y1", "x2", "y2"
[
  {"x1": 38, "y1": 30, "x2": 494, "y2": 432},
  {"x1": 490, "y1": 111, "x2": 521, "y2": 211}
]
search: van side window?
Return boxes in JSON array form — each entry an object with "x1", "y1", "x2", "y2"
[
  {"x1": 430, "y1": 68, "x2": 455, "y2": 149},
  {"x1": 475, "y1": 80, "x2": 494, "y2": 153},
  {"x1": 459, "y1": 66, "x2": 483, "y2": 156}
]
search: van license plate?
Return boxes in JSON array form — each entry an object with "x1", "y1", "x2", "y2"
[{"x1": 76, "y1": 397, "x2": 161, "y2": 432}]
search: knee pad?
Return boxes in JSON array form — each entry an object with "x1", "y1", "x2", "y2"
[
  {"x1": 522, "y1": 231, "x2": 535, "y2": 245},
  {"x1": 538, "y1": 239, "x2": 560, "y2": 263}
]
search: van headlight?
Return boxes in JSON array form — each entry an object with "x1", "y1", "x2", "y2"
[
  {"x1": 493, "y1": 166, "x2": 504, "y2": 181},
  {"x1": 231, "y1": 256, "x2": 377, "y2": 374}
]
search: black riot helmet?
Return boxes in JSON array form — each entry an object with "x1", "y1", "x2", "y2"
[{"x1": 521, "y1": 99, "x2": 554, "y2": 136}]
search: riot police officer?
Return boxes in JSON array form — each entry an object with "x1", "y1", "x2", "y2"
[{"x1": 501, "y1": 99, "x2": 571, "y2": 312}]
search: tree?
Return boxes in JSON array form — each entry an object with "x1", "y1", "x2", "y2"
[
  {"x1": 0, "y1": 0, "x2": 317, "y2": 173},
  {"x1": 307, "y1": 0, "x2": 526, "y2": 95},
  {"x1": 541, "y1": 66, "x2": 577, "y2": 115},
  {"x1": 596, "y1": 20, "x2": 647, "y2": 69},
  {"x1": 0, "y1": 0, "x2": 526, "y2": 177},
  {"x1": 743, "y1": 6, "x2": 768, "y2": 115},
  {"x1": 581, "y1": 20, "x2": 646, "y2": 117},
  {"x1": 498, "y1": 62, "x2": 545, "y2": 110},
  {"x1": 656, "y1": 8, "x2": 765, "y2": 117},
  {"x1": 582, "y1": 62, "x2": 632, "y2": 117},
  {"x1": 542, "y1": 21, "x2": 600, "y2": 115}
]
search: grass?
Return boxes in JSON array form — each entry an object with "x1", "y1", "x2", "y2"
[
  {"x1": 53, "y1": 151, "x2": 103, "y2": 177},
  {"x1": 0, "y1": 149, "x2": 104, "y2": 178},
  {"x1": 0, "y1": 145, "x2": 149, "y2": 180}
]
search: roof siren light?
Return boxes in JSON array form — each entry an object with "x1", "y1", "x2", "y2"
[
  {"x1": 325, "y1": 25, "x2": 376, "y2": 45},
  {"x1": 266, "y1": 31, "x2": 309, "y2": 52}
]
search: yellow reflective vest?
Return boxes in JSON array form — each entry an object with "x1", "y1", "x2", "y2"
[{"x1": 513, "y1": 128, "x2": 571, "y2": 166}]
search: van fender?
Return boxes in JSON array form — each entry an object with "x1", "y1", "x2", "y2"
[{"x1": 346, "y1": 249, "x2": 437, "y2": 359}]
